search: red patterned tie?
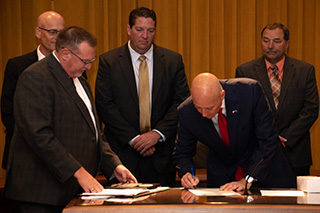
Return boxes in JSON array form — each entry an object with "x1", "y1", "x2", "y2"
[{"x1": 218, "y1": 108, "x2": 245, "y2": 180}]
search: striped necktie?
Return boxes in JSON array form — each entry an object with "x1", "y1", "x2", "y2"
[{"x1": 269, "y1": 65, "x2": 281, "y2": 108}]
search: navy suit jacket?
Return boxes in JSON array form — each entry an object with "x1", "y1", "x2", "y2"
[
  {"x1": 236, "y1": 56, "x2": 319, "y2": 168},
  {"x1": 174, "y1": 78, "x2": 295, "y2": 188}
]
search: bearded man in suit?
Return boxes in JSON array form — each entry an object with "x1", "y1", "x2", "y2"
[
  {"x1": 236, "y1": 23, "x2": 319, "y2": 176},
  {"x1": 95, "y1": 7, "x2": 190, "y2": 186},
  {"x1": 4, "y1": 26, "x2": 136, "y2": 213}
]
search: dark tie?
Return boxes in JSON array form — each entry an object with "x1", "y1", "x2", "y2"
[
  {"x1": 218, "y1": 108, "x2": 245, "y2": 181},
  {"x1": 139, "y1": 56, "x2": 151, "y2": 133},
  {"x1": 269, "y1": 65, "x2": 281, "y2": 108}
]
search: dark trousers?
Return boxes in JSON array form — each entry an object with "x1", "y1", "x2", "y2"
[
  {"x1": 132, "y1": 156, "x2": 176, "y2": 187},
  {"x1": 293, "y1": 166, "x2": 310, "y2": 176},
  {"x1": 10, "y1": 199, "x2": 64, "y2": 213}
]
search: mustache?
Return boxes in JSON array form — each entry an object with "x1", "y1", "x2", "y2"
[{"x1": 265, "y1": 50, "x2": 278, "y2": 54}]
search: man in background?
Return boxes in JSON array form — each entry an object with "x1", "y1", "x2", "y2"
[
  {"x1": 236, "y1": 23, "x2": 319, "y2": 176},
  {"x1": 1, "y1": 11, "x2": 65, "y2": 169},
  {"x1": 95, "y1": 7, "x2": 190, "y2": 186}
]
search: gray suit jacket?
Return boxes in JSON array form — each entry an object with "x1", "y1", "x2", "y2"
[
  {"x1": 4, "y1": 54, "x2": 121, "y2": 206},
  {"x1": 236, "y1": 56, "x2": 319, "y2": 168},
  {"x1": 95, "y1": 43, "x2": 190, "y2": 175}
]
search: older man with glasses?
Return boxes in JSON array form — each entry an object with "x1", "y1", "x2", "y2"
[
  {"x1": 1, "y1": 11, "x2": 65, "y2": 170},
  {"x1": 3, "y1": 26, "x2": 137, "y2": 213}
]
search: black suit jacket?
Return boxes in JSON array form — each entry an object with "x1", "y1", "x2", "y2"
[
  {"x1": 236, "y1": 56, "x2": 319, "y2": 168},
  {"x1": 4, "y1": 54, "x2": 121, "y2": 206},
  {"x1": 95, "y1": 43, "x2": 190, "y2": 175},
  {"x1": 174, "y1": 78, "x2": 296, "y2": 188},
  {"x1": 1, "y1": 50, "x2": 38, "y2": 169}
]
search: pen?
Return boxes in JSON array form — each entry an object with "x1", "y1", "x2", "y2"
[{"x1": 191, "y1": 165, "x2": 196, "y2": 189}]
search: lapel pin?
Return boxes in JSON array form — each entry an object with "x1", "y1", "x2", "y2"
[{"x1": 232, "y1": 110, "x2": 238, "y2": 114}]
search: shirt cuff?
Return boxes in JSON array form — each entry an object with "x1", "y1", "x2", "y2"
[
  {"x1": 129, "y1": 135, "x2": 140, "y2": 146},
  {"x1": 152, "y1": 129, "x2": 166, "y2": 142}
]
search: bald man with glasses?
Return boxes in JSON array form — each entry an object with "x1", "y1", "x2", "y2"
[{"x1": 1, "y1": 11, "x2": 65, "y2": 169}]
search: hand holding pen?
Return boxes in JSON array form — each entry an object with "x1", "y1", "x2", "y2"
[{"x1": 181, "y1": 165, "x2": 200, "y2": 189}]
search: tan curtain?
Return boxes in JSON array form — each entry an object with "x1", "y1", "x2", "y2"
[{"x1": 0, "y1": 0, "x2": 319, "y2": 179}]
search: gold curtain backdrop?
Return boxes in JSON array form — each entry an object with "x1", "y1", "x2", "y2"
[{"x1": 0, "y1": 0, "x2": 319, "y2": 179}]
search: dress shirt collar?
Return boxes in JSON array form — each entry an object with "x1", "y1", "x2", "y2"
[
  {"x1": 37, "y1": 45, "x2": 46, "y2": 61},
  {"x1": 264, "y1": 56, "x2": 285, "y2": 73},
  {"x1": 265, "y1": 56, "x2": 285, "y2": 81},
  {"x1": 128, "y1": 40, "x2": 153, "y2": 62},
  {"x1": 52, "y1": 50, "x2": 60, "y2": 63}
]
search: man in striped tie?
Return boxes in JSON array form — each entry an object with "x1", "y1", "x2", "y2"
[{"x1": 236, "y1": 23, "x2": 319, "y2": 177}]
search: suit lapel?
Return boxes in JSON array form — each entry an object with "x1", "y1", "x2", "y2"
[
  {"x1": 254, "y1": 57, "x2": 276, "y2": 110},
  {"x1": 277, "y1": 56, "x2": 294, "y2": 111},
  {"x1": 152, "y1": 45, "x2": 164, "y2": 106},
  {"x1": 28, "y1": 50, "x2": 38, "y2": 63},
  {"x1": 119, "y1": 44, "x2": 139, "y2": 107},
  {"x1": 78, "y1": 77, "x2": 100, "y2": 133},
  {"x1": 221, "y1": 81, "x2": 240, "y2": 151},
  {"x1": 47, "y1": 54, "x2": 96, "y2": 134}
]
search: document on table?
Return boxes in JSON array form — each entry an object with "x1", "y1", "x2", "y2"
[
  {"x1": 189, "y1": 188, "x2": 240, "y2": 196},
  {"x1": 80, "y1": 186, "x2": 169, "y2": 198},
  {"x1": 260, "y1": 190, "x2": 305, "y2": 197},
  {"x1": 81, "y1": 195, "x2": 151, "y2": 204}
]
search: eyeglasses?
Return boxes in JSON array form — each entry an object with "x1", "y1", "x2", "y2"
[
  {"x1": 38, "y1": 26, "x2": 60, "y2": 36},
  {"x1": 66, "y1": 48, "x2": 96, "y2": 66}
]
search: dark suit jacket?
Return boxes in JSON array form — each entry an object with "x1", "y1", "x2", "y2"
[
  {"x1": 95, "y1": 43, "x2": 190, "y2": 176},
  {"x1": 236, "y1": 56, "x2": 319, "y2": 168},
  {"x1": 1, "y1": 50, "x2": 38, "y2": 169},
  {"x1": 1, "y1": 50, "x2": 88, "y2": 170},
  {"x1": 4, "y1": 54, "x2": 121, "y2": 207},
  {"x1": 174, "y1": 78, "x2": 296, "y2": 188}
]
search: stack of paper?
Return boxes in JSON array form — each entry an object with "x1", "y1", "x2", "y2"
[
  {"x1": 297, "y1": 176, "x2": 320, "y2": 193},
  {"x1": 81, "y1": 186, "x2": 169, "y2": 198}
]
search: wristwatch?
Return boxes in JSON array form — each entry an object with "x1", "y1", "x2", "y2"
[{"x1": 245, "y1": 175, "x2": 255, "y2": 183}]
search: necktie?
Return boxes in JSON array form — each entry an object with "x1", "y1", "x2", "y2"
[
  {"x1": 218, "y1": 108, "x2": 230, "y2": 147},
  {"x1": 139, "y1": 56, "x2": 151, "y2": 133},
  {"x1": 218, "y1": 108, "x2": 245, "y2": 180},
  {"x1": 269, "y1": 65, "x2": 281, "y2": 108}
]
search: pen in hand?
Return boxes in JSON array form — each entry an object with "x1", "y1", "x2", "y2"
[{"x1": 191, "y1": 165, "x2": 196, "y2": 189}]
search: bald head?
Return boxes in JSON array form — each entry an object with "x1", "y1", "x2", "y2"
[
  {"x1": 38, "y1": 11, "x2": 64, "y2": 27},
  {"x1": 36, "y1": 11, "x2": 65, "y2": 56},
  {"x1": 191, "y1": 73, "x2": 225, "y2": 119}
]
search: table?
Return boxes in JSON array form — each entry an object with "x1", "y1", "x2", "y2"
[{"x1": 63, "y1": 188, "x2": 320, "y2": 213}]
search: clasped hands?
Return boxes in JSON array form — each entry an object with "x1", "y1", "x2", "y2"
[
  {"x1": 181, "y1": 172, "x2": 252, "y2": 192},
  {"x1": 131, "y1": 131, "x2": 161, "y2": 157}
]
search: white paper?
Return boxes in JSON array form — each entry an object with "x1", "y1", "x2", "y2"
[
  {"x1": 260, "y1": 190, "x2": 305, "y2": 197},
  {"x1": 80, "y1": 186, "x2": 169, "y2": 197},
  {"x1": 81, "y1": 195, "x2": 150, "y2": 204},
  {"x1": 189, "y1": 188, "x2": 240, "y2": 196}
]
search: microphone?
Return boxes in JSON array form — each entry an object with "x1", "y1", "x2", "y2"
[{"x1": 243, "y1": 157, "x2": 265, "y2": 196}]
